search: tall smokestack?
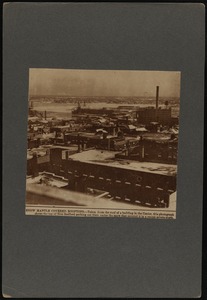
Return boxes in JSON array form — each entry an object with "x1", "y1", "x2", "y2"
[
  {"x1": 156, "y1": 86, "x2": 159, "y2": 110},
  {"x1": 155, "y1": 86, "x2": 159, "y2": 121}
]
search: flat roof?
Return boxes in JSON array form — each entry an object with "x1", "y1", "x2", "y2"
[
  {"x1": 69, "y1": 149, "x2": 177, "y2": 176},
  {"x1": 49, "y1": 145, "x2": 78, "y2": 150},
  {"x1": 28, "y1": 145, "x2": 78, "y2": 151}
]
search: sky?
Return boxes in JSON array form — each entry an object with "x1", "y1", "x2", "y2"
[{"x1": 29, "y1": 69, "x2": 181, "y2": 97}]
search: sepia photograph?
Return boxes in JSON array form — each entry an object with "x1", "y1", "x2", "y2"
[{"x1": 26, "y1": 69, "x2": 180, "y2": 219}]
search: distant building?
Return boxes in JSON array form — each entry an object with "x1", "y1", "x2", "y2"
[{"x1": 137, "y1": 107, "x2": 172, "y2": 125}]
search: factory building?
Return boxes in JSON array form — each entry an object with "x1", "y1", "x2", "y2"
[
  {"x1": 63, "y1": 150, "x2": 177, "y2": 208},
  {"x1": 137, "y1": 107, "x2": 172, "y2": 125},
  {"x1": 136, "y1": 86, "x2": 172, "y2": 125}
]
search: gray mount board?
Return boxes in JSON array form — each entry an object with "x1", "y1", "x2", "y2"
[{"x1": 3, "y1": 3, "x2": 205, "y2": 298}]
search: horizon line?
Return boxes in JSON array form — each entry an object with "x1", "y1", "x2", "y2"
[{"x1": 29, "y1": 95, "x2": 180, "y2": 98}]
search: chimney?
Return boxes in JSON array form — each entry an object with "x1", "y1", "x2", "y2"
[{"x1": 156, "y1": 86, "x2": 159, "y2": 121}]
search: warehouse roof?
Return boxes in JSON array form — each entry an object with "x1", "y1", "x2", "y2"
[{"x1": 69, "y1": 149, "x2": 177, "y2": 176}]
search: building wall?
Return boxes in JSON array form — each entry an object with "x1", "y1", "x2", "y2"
[
  {"x1": 28, "y1": 138, "x2": 40, "y2": 149},
  {"x1": 64, "y1": 159, "x2": 176, "y2": 208},
  {"x1": 49, "y1": 148, "x2": 67, "y2": 175},
  {"x1": 27, "y1": 155, "x2": 50, "y2": 176},
  {"x1": 138, "y1": 108, "x2": 172, "y2": 125}
]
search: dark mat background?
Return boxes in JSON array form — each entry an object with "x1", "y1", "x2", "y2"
[{"x1": 3, "y1": 3, "x2": 205, "y2": 298}]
